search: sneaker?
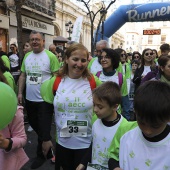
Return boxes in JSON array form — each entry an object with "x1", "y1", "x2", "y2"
[
  {"x1": 31, "y1": 157, "x2": 46, "y2": 169},
  {"x1": 51, "y1": 156, "x2": 55, "y2": 164}
]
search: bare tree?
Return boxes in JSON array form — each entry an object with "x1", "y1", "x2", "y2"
[{"x1": 14, "y1": 0, "x2": 25, "y2": 60}]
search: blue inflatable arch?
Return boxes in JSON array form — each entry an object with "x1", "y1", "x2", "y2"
[{"x1": 98, "y1": 2, "x2": 170, "y2": 41}]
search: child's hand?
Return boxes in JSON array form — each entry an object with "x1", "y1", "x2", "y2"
[
  {"x1": 0, "y1": 133, "x2": 10, "y2": 149},
  {"x1": 76, "y1": 164, "x2": 85, "y2": 170}
]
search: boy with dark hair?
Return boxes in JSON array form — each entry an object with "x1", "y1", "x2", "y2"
[
  {"x1": 108, "y1": 81, "x2": 170, "y2": 170},
  {"x1": 160, "y1": 43, "x2": 170, "y2": 56},
  {"x1": 76, "y1": 81, "x2": 129, "y2": 170}
]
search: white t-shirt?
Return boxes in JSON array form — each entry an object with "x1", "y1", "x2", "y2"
[
  {"x1": 92, "y1": 116, "x2": 123, "y2": 168},
  {"x1": 97, "y1": 71, "x2": 119, "y2": 84},
  {"x1": 53, "y1": 76, "x2": 93, "y2": 149},
  {"x1": 9, "y1": 54, "x2": 19, "y2": 68},
  {"x1": 119, "y1": 126, "x2": 170, "y2": 170},
  {"x1": 142, "y1": 66, "x2": 151, "y2": 77},
  {"x1": 23, "y1": 50, "x2": 54, "y2": 101},
  {"x1": 90, "y1": 58, "x2": 102, "y2": 74}
]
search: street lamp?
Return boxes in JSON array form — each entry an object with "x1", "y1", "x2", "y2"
[
  {"x1": 100, "y1": 8, "x2": 107, "y2": 40},
  {"x1": 65, "y1": 21, "x2": 73, "y2": 40}
]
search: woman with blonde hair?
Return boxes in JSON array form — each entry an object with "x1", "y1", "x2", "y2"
[{"x1": 41, "y1": 43, "x2": 102, "y2": 170}]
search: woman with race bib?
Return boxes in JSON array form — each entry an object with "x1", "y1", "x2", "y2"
[{"x1": 41, "y1": 43, "x2": 101, "y2": 170}]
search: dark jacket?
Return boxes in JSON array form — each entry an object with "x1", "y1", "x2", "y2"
[{"x1": 133, "y1": 65, "x2": 158, "y2": 90}]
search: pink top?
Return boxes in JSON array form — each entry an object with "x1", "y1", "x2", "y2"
[{"x1": 0, "y1": 106, "x2": 29, "y2": 170}]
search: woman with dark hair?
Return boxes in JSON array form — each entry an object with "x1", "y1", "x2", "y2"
[
  {"x1": 8, "y1": 43, "x2": 20, "y2": 84},
  {"x1": 96, "y1": 48, "x2": 129, "y2": 120},
  {"x1": 132, "y1": 51, "x2": 142, "y2": 62},
  {"x1": 114, "y1": 48, "x2": 131, "y2": 120},
  {"x1": 141, "y1": 55, "x2": 170, "y2": 85},
  {"x1": 152, "y1": 49, "x2": 159, "y2": 65},
  {"x1": 114, "y1": 48, "x2": 131, "y2": 79},
  {"x1": 133, "y1": 48, "x2": 157, "y2": 90},
  {"x1": 152, "y1": 49, "x2": 159, "y2": 59}
]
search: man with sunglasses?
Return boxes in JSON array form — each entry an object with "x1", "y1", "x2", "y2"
[
  {"x1": 88, "y1": 40, "x2": 109, "y2": 74},
  {"x1": 17, "y1": 30, "x2": 60, "y2": 169}
]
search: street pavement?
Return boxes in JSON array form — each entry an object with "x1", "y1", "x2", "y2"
[{"x1": 21, "y1": 123, "x2": 56, "y2": 170}]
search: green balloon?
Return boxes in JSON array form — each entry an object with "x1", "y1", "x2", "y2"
[{"x1": 0, "y1": 82, "x2": 17, "y2": 130}]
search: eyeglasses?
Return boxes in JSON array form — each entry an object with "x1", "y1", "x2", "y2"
[
  {"x1": 100, "y1": 55, "x2": 110, "y2": 60},
  {"x1": 30, "y1": 38, "x2": 41, "y2": 42},
  {"x1": 134, "y1": 55, "x2": 139, "y2": 59},
  {"x1": 145, "y1": 52, "x2": 153, "y2": 56},
  {"x1": 121, "y1": 54, "x2": 126, "y2": 57}
]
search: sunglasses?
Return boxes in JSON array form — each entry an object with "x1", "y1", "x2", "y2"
[
  {"x1": 145, "y1": 52, "x2": 153, "y2": 56},
  {"x1": 121, "y1": 54, "x2": 126, "y2": 57}
]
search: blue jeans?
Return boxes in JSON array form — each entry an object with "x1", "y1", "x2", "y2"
[{"x1": 121, "y1": 95, "x2": 130, "y2": 120}]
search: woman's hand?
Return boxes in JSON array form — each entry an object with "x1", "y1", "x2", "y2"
[
  {"x1": 76, "y1": 164, "x2": 85, "y2": 170},
  {"x1": 42, "y1": 140, "x2": 54, "y2": 157}
]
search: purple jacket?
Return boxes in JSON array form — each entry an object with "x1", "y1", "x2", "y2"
[
  {"x1": 0, "y1": 106, "x2": 29, "y2": 170},
  {"x1": 141, "y1": 70, "x2": 160, "y2": 84}
]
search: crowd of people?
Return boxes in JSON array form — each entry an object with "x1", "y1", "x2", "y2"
[{"x1": 0, "y1": 30, "x2": 170, "y2": 170}]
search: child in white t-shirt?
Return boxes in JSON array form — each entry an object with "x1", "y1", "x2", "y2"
[
  {"x1": 108, "y1": 81, "x2": 170, "y2": 170},
  {"x1": 76, "y1": 81, "x2": 129, "y2": 170}
]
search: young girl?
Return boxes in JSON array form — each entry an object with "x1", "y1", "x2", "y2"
[
  {"x1": 129, "y1": 60, "x2": 139, "y2": 121},
  {"x1": 0, "y1": 74, "x2": 29, "y2": 170}
]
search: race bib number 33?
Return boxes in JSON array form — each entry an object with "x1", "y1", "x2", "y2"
[{"x1": 60, "y1": 120, "x2": 88, "y2": 137}]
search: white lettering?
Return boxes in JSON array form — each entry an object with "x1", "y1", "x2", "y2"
[{"x1": 127, "y1": 6, "x2": 170, "y2": 21}]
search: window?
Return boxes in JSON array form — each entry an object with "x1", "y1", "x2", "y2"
[
  {"x1": 132, "y1": 35, "x2": 134, "y2": 40},
  {"x1": 161, "y1": 35, "x2": 166, "y2": 44},
  {"x1": 163, "y1": 21, "x2": 167, "y2": 27},
  {"x1": 148, "y1": 35, "x2": 153, "y2": 44},
  {"x1": 150, "y1": 22, "x2": 154, "y2": 27}
]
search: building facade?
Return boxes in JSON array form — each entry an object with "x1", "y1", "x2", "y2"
[
  {"x1": 3, "y1": 0, "x2": 56, "y2": 53},
  {"x1": 0, "y1": 1, "x2": 9, "y2": 53},
  {"x1": 55, "y1": 0, "x2": 101, "y2": 52}
]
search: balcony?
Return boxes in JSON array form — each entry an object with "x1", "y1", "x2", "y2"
[{"x1": 24, "y1": 0, "x2": 55, "y2": 17}]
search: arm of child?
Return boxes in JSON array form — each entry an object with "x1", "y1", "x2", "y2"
[
  {"x1": 76, "y1": 164, "x2": 85, "y2": 170},
  {"x1": 8, "y1": 106, "x2": 27, "y2": 150},
  {"x1": 0, "y1": 133, "x2": 10, "y2": 150},
  {"x1": 108, "y1": 158, "x2": 121, "y2": 170},
  {"x1": 76, "y1": 143, "x2": 92, "y2": 170}
]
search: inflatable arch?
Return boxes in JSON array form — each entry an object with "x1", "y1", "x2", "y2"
[{"x1": 97, "y1": 2, "x2": 170, "y2": 41}]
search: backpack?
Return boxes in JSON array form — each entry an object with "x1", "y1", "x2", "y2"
[
  {"x1": 96, "y1": 71, "x2": 123, "y2": 87},
  {"x1": 53, "y1": 75, "x2": 96, "y2": 95}
]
